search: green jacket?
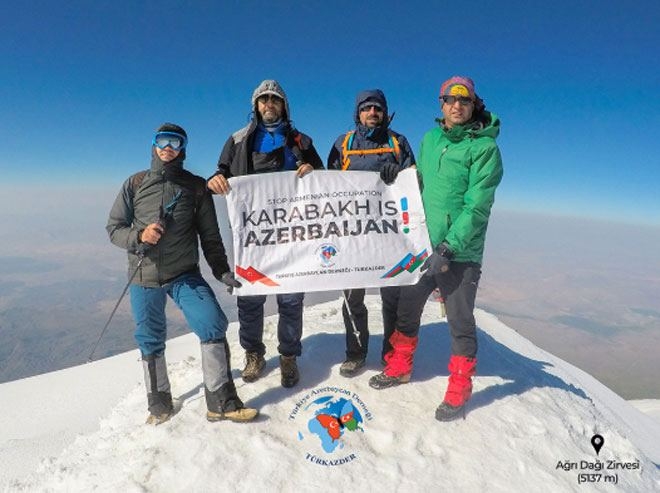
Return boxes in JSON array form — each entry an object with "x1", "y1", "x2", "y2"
[{"x1": 417, "y1": 112, "x2": 503, "y2": 264}]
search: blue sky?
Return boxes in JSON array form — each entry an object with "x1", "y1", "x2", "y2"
[{"x1": 2, "y1": 0, "x2": 659, "y2": 225}]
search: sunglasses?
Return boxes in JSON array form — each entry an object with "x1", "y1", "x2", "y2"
[
  {"x1": 359, "y1": 104, "x2": 383, "y2": 113},
  {"x1": 153, "y1": 132, "x2": 187, "y2": 151},
  {"x1": 441, "y1": 95, "x2": 474, "y2": 106},
  {"x1": 257, "y1": 94, "x2": 283, "y2": 104}
]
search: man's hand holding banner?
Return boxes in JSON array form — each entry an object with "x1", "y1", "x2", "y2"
[{"x1": 224, "y1": 168, "x2": 431, "y2": 295}]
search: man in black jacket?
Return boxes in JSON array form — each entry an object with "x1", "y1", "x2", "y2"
[
  {"x1": 107, "y1": 123, "x2": 257, "y2": 425},
  {"x1": 327, "y1": 89, "x2": 416, "y2": 377},
  {"x1": 208, "y1": 80, "x2": 323, "y2": 388}
]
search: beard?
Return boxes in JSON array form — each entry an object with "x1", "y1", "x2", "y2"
[{"x1": 260, "y1": 109, "x2": 282, "y2": 124}]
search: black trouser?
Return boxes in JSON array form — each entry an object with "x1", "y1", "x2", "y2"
[
  {"x1": 342, "y1": 286, "x2": 400, "y2": 360},
  {"x1": 237, "y1": 292, "x2": 304, "y2": 357},
  {"x1": 395, "y1": 262, "x2": 481, "y2": 358}
]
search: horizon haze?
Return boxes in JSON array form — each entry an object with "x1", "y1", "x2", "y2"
[{"x1": 0, "y1": 190, "x2": 658, "y2": 400}]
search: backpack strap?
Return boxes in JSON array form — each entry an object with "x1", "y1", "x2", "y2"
[
  {"x1": 128, "y1": 170, "x2": 148, "y2": 196},
  {"x1": 389, "y1": 134, "x2": 401, "y2": 163},
  {"x1": 340, "y1": 131, "x2": 355, "y2": 170},
  {"x1": 289, "y1": 129, "x2": 305, "y2": 165},
  {"x1": 292, "y1": 130, "x2": 304, "y2": 151},
  {"x1": 341, "y1": 131, "x2": 401, "y2": 170}
]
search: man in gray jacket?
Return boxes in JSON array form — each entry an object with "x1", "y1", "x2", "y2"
[{"x1": 107, "y1": 123, "x2": 257, "y2": 425}]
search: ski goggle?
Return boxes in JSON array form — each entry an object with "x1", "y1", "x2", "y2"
[
  {"x1": 440, "y1": 95, "x2": 474, "y2": 106},
  {"x1": 153, "y1": 132, "x2": 187, "y2": 151}
]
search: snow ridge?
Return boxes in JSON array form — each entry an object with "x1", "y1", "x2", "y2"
[{"x1": 2, "y1": 297, "x2": 659, "y2": 492}]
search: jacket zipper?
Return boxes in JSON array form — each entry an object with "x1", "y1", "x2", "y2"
[
  {"x1": 158, "y1": 175, "x2": 166, "y2": 285},
  {"x1": 438, "y1": 145, "x2": 448, "y2": 171}
]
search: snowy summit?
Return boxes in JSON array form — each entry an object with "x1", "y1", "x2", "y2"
[{"x1": 1, "y1": 295, "x2": 659, "y2": 492}]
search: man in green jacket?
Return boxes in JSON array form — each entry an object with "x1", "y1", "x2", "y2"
[{"x1": 369, "y1": 77, "x2": 503, "y2": 422}]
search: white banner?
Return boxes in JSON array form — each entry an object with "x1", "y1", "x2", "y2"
[{"x1": 225, "y1": 168, "x2": 431, "y2": 295}]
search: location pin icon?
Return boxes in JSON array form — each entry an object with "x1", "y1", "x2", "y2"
[{"x1": 591, "y1": 434, "x2": 604, "y2": 455}]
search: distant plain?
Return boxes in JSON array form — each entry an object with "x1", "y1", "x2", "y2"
[{"x1": 1, "y1": 190, "x2": 658, "y2": 399}]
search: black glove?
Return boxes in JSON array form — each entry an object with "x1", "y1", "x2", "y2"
[
  {"x1": 421, "y1": 243, "x2": 453, "y2": 277},
  {"x1": 220, "y1": 271, "x2": 242, "y2": 294},
  {"x1": 380, "y1": 162, "x2": 400, "y2": 185}
]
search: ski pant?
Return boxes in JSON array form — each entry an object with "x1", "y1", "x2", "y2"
[
  {"x1": 130, "y1": 271, "x2": 228, "y2": 356},
  {"x1": 342, "y1": 286, "x2": 400, "y2": 360},
  {"x1": 237, "y1": 292, "x2": 304, "y2": 357},
  {"x1": 395, "y1": 262, "x2": 481, "y2": 358}
]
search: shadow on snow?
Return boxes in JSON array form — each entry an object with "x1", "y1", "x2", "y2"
[{"x1": 208, "y1": 316, "x2": 589, "y2": 415}]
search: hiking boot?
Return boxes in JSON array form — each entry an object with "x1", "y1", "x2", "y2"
[
  {"x1": 435, "y1": 401, "x2": 466, "y2": 422},
  {"x1": 339, "y1": 357, "x2": 366, "y2": 377},
  {"x1": 443, "y1": 355, "x2": 476, "y2": 406},
  {"x1": 142, "y1": 353, "x2": 173, "y2": 424},
  {"x1": 242, "y1": 351, "x2": 266, "y2": 382},
  {"x1": 145, "y1": 411, "x2": 173, "y2": 425},
  {"x1": 205, "y1": 382, "x2": 258, "y2": 423},
  {"x1": 368, "y1": 371, "x2": 411, "y2": 389},
  {"x1": 207, "y1": 407, "x2": 259, "y2": 423},
  {"x1": 202, "y1": 340, "x2": 259, "y2": 423},
  {"x1": 280, "y1": 355, "x2": 299, "y2": 388}
]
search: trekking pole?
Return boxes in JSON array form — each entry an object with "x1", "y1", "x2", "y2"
[
  {"x1": 87, "y1": 250, "x2": 147, "y2": 362},
  {"x1": 342, "y1": 289, "x2": 363, "y2": 348},
  {"x1": 432, "y1": 288, "x2": 446, "y2": 318},
  {"x1": 87, "y1": 191, "x2": 182, "y2": 362}
]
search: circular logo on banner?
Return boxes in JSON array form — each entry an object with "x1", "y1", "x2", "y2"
[
  {"x1": 316, "y1": 243, "x2": 338, "y2": 268},
  {"x1": 288, "y1": 386, "x2": 374, "y2": 466}
]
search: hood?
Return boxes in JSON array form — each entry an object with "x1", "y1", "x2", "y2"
[
  {"x1": 353, "y1": 89, "x2": 388, "y2": 124},
  {"x1": 151, "y1": 122, "x2": 187, "y2": 173},
  {"x1": 251, "y1": 79, "x2": 291, "y2": 121}
]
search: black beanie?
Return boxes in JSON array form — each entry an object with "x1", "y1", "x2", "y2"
[{"x1": 156, "y1": 122, "x2": 187, "y2": 139}]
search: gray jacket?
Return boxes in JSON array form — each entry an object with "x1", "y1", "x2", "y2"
[{"x1": 107, "y1": 153, "x2": 230, "y2": 287}]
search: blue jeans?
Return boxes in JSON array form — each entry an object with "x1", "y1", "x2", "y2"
[
  {"x1": 237, "y1": 293, "x2": 304, "y2": 357},
  {"x1": 130, "y1": 272, "x2": 228, "y2": 356}
]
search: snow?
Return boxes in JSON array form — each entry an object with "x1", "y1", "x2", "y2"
[
  {"x1": 630, "y1": 400, "x2": 660, "y2": 424},
  {"x1": 1, "y1": 296, "x2": 659, "y2": 492}
]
